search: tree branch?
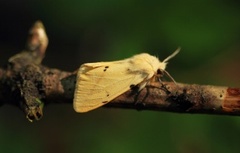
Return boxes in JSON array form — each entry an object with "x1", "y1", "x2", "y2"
[{"x1": 0, "y1": 21, "x2": 240, "y2": 122}]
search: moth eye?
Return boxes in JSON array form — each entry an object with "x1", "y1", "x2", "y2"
[
  {"x1": 157, "y1": 69, "x2": 163, "y2": 75},
  {"x1": 103, "y1": 66, "x2": 109, "y2": 72}
]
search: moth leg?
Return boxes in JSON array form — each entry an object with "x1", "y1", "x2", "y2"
[
  {"x1": 137, "y1": 74, "x2": 153, "y2": 91},
  {"x1": 134, "y1": 82, "x2": 150, "y2": 110},
  {"x1": 155, "y1": 75, "x2": 172, "y2": 94},
  {"x1": 133, "y1": 75, "x2": 151, "y2": 107},
  {"x1": 160, "y1": 83, "x2": 171, "y2": 94},
  {"x1": 138, "y1": 81, "x2": 148, "y2": 91}
]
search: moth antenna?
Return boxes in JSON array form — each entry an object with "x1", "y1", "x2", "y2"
[
  {"x1": 163, "y1": 47, "x2": 181, "y2": 63},
  {"x1": 163, "y1": 70, "x2": 177, "y2": 84}
]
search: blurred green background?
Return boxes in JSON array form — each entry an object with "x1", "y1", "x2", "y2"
[{"x1": 0, "y1": 0, "x2": 240, "y2": 153}]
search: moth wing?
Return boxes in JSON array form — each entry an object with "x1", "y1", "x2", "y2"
[{"x1": 74, "y1": 60, "x2": 148, "y2": 113}]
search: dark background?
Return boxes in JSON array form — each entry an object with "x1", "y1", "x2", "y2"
[{"x1": 0, "y1": 0, "x2": 240, "y2": 153}]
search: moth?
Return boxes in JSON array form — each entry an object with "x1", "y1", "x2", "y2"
[{"x1": 74, "y1": 48, "x2": 180, "y2": 112}]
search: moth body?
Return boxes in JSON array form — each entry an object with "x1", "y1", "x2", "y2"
[{"x1": 74, "y1": 48, "x2": 180, "y2": 112}]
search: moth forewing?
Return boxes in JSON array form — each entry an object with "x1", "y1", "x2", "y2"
[{"x1": 73, "y1": 60, "x2": 148, "y2": 113}]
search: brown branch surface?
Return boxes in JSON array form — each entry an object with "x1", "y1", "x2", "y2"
[
  {"x1": 108, "y1": 82, "x2": 240, "y2": 116},
  {"x1": 0, "y1": 21, "x2": 240, "y2": 122}
]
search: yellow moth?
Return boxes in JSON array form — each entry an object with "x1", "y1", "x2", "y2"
[{"x1": 74, "y1": 48, "x2": 180, "y2": 113}]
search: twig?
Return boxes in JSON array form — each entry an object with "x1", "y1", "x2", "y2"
[{"x1": 0, "y1": 21, "x2": 240, "y2": 122}]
